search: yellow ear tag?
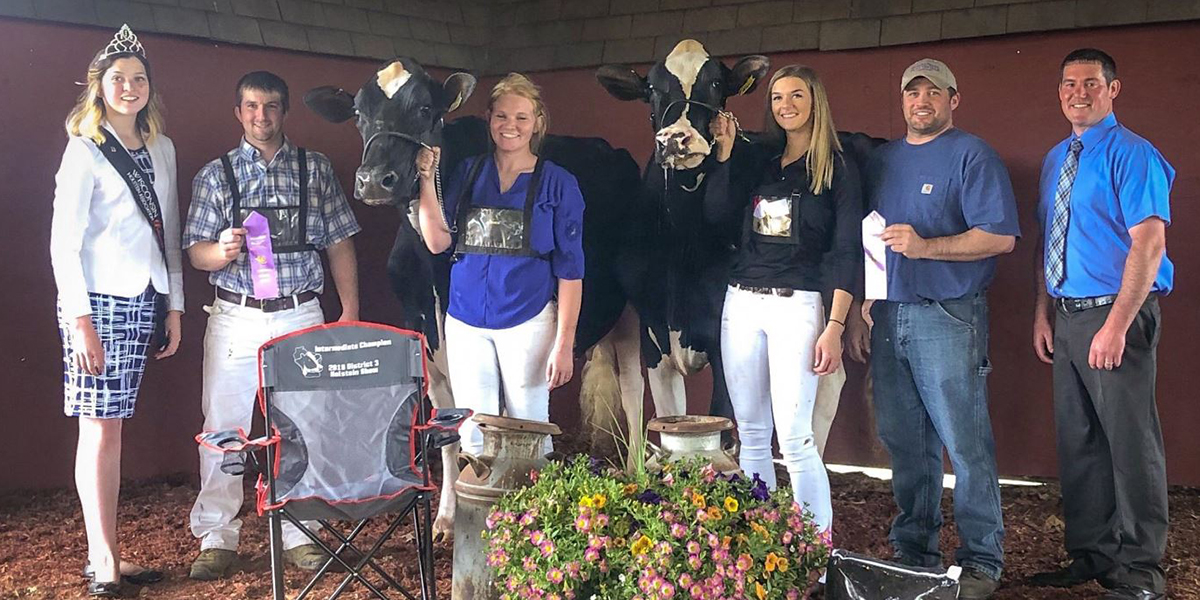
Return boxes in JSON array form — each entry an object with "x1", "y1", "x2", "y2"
[
  {"x1": 738, "y1": 75, "x2": 756, "y2": 96},
  {"x1": 256, "y1": 255, "x2": 267, "y2": 264}
]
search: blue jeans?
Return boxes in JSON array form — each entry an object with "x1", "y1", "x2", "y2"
[{"x1": 870, "y1": 295, "x2": 1005, "y2": 579}]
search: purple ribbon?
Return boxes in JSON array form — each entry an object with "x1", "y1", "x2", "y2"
[{"x1": 243, "y1": 211, "x2": 280, "y2": 299}]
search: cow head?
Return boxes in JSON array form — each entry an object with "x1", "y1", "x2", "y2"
[
  {"x1": 305, "y1": 58, "x2": 476, "y2": 206},
  {"x1": 597, "y1": 40, "x2": 768, "y2": 171}
]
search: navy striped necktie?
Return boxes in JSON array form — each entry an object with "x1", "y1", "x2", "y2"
[{"x1": 1046, "y1": 138, "x2": 1084, "y2": 288}]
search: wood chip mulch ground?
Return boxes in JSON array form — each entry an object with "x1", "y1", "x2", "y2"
[{"x1": 1, "y1": 471, "x2": 1197, "y2": 599}]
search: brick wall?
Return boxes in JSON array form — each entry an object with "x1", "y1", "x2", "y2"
[{"x1": 5, "y1": 0, "x2": 1199, "y2": 74}]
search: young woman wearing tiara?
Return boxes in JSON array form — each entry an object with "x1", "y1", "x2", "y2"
[{"x1": 50, "y1": 24, "x2": 182, "y2": 596}]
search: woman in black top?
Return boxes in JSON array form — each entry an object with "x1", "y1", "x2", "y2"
[{"x1": 706, "y1": 65, "x2": 861, "y2": 541}]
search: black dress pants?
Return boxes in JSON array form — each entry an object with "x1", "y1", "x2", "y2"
[{"x1": 1052, "y1": 295, "x2": 1167, "y2": 593}]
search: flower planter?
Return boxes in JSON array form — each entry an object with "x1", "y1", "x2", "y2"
[
  {"x1": 647, "y1": 415, "x2": 741, "y2": 475},
  {"x1": 452, "y1": 414, "x2": 561, "y2": 600}
]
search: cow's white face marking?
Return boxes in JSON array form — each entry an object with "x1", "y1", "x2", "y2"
[
  {"x1": 658, "y1": 40, "x2": 713, "y2": 170},
  {"x1": 376, "y1": 62, "x2": 412, "y2": 99}
]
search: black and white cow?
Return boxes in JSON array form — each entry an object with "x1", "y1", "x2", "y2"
[
  {"x1": 305, "y1": 58, "x2": 642, "y2": 537},
  {"x1": 593, "y1": 40, "x2": 770, "y2": 446}
]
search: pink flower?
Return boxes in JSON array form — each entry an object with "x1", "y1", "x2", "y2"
[
  {"x1": 671, "y1": 523, "x2": 687, "y2": 538},
  {"x1": 662, "y1": 582, "x2": 676, "y2": 598},
  {"x1": 547, "y1": 568, "x2": 564, "y2": 584},
  {"x1": 735, "y1": 554, "x2": 752, "y2": 571},
  {"x1": 689, "y1": 584, "x2": 704, "y2": 599},
  {"x1": 523, "y1": 556, "x2": 536, "y2": 571},
  {"x1": 529, "y1": 530, "x2": 546, "y2": 545},
  {"x1": 486, "y1": 512, "x2": 499, "y2": 529},
  {"x1": 687, "y1": 554, "x2": 702, "y2": 570},
  {"x1": 595, "y1": 513, "x2": 609, "y2": 528},
  {"x1": 687, "y1": 540, "x2": 701, "y2": 555},
  {"x1": 575, "y1": 514, "x2": 592, "y2": 532},
  {"x1": 520, "y1": 512, "x2": 535, "y2": 526},
  {"x1": 540, "y1": 541, "x2": 556, "y2": 557},
  {"x1": 584, "y1": 547, "x2": 600, "y2": 562},
  {"x1": 678, "y1": 573, "x2": 693, "y2": 588},
  {"x1": 782, "y1": 531, "x2": 794, "y2": 544},
  {"x1": 663, "y1": 511, "x2": 676, "y2": 523}
]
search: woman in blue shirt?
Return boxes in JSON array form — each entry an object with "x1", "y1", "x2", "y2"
[{"x1": 414, "y1": 73, "x2": 584, "y2": 455}]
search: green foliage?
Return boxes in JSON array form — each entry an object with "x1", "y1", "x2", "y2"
[{"x1": 483, "y1": 455, "x2": 830, "y2": 600}]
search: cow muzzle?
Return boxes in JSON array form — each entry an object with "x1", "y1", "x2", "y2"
[
  {"x1": 355, "y1": 166, "x2": 403, "y2": 206},
  {"x1": 655, "y1": 122, "x2": 711, "y2": 171}
]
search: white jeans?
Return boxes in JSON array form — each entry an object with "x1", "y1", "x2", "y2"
[
  {"x1": 190, "y1": 296, "x2": 325, "y2": 552},
  {"x1": 721, "y1": 285, "x2": 831, "y2": 533},
  {"x1": 446, "y1": 301, "x2": 557, "y2": 456}
]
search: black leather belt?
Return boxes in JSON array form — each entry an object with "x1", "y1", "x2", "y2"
[
  {"x1": 1057, "y1": 294, "x2": 1118, "y2": 313},
  {"x1": 216, "y1": 288, "x2": 318, "y2": 313},
  {"x1": 731, "y1": 282, "x2": 794, "y2": 297}
]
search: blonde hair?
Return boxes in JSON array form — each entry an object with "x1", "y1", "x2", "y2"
[
  {"x1": 65, "y1": 53, "x2": 165, "y2": 145},
  {"x1": 488, "y1": 73, "x2": 547, "y2": 153},
  {"x1": 763, "y1": 65, "x2": 842, "y2": 195}
]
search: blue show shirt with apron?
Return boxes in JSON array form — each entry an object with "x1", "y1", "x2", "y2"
[
  {"x1": 1037, "y1": 113, "x2": 1175, "y2": 299},
  {"x1": 441, "y1": 155, "x2": 585, "y2": 330}
]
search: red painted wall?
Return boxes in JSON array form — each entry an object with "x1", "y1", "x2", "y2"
[{"x1": 2, "y1": 17, "x2": 1196, "y2": 490}]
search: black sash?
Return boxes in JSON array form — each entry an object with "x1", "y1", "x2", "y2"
[
  {"x1": 452, "y1": 155, "x2": 548, "y2": 261},
  {"x1": 220, "y1": 147, "x2": 315, "y2": 254},
  {"x1": 97, "y1": 130, "x2": 169, "y2": 349}
]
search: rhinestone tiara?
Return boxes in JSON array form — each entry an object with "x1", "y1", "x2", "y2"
[{"x1": 99, "y1": 24, "x2": 145, "y2": 61}]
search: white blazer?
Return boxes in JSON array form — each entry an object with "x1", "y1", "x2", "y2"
[{"x1": 50, "y1": 122, "x2": 184, "y2": 319}]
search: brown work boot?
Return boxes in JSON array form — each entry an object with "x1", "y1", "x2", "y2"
[
  {"x1": 284, "y1": 544, "x2": 332, "y2": 571},
  {"x1": 189, "y1": 549, "x2": 236, "y2": 581}
]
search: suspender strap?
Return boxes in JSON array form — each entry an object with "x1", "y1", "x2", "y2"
[
  {"x1": 220, "y1": 153, "x2": 243, "y2": 226},
  {"x1": 297, "y1": 148, "x2": 308, "y2": 242},
  {"x1": 98, "y1": 130, "x2": 167, "y2": 265},
  {"x1": 454, "y1": 154, "x2": 490, "y2": 233},
  {"x1": 522, "y1": 157, "x2": 546, "y2": 241}
]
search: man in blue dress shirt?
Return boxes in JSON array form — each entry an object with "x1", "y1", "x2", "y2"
[
  {"x1": 863, "y1": 58, "x2": 1020, "y2": 600},
  {"x1": 1030, "y1": 49, "x2": 1174, "y2": 600}
]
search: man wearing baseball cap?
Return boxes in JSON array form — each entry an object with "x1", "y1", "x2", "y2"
[{"x1": 861, "y1": 58, "x2": 1020, "y2": 599}]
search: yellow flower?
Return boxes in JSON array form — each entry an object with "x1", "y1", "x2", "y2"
[
  {"x1": 579, "y1": 496, "x2": 594, "y2": 508},
  {"x1": 723, "y1": 496, "x2": 739, "y2": 513},
  {"x1": 623, "y1": 483, "x2": 638, "y2": 495},
  {"x1": 765, "y1": 552, "x2": 779, "y2": 572},
  {"x1": 592, "y1": 494, "x2": 607, "y2": 509},
  {"x1": 755, "y1": 581, "x2": 766, "y2": 600},
  {"x1": 630, "y1": 535, "x2": 653, "y2": 555},
  {"x1": 777, "y1": 559, "x2": 788, "y2": 573},
  {"x1": 691, "y1": 493, "x2": 706, "y2": 509}
]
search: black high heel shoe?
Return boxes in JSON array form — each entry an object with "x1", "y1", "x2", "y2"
[{"x1": 82, "y1": 564, "x2": 165, "y2": 585}]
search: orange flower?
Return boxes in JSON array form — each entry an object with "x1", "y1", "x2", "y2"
[
  {"x1": 755, "y1": 581, "x2": 766, "y2": 600},
  {"x1": 765, "y1": 552, "x2": 780, "y2": 572},
  {"x1": 691, "y1": 493, "x2": 707, "y2": 509},
  {"x1": 707, "y1": 506, "x2": 723, "y2": 520},
  {"x1": 623, "y1": 483, "x2": 638, "y2": 495}
]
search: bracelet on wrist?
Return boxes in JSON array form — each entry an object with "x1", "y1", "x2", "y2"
[{"x1": 828, "y1": 318, "x2": 845, "y2": 328}]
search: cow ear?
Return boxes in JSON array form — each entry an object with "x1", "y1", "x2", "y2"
[
  {"x1": 444, "y1": 72, "x2": 476, "y2": 114},
  {"x1": 304, "y1": 86, "x2": 357, "y2": 123},
  {"x1": 596, "y1": 65, "x2": 650, "y2": 102},
  {"x1": 726, "y1": 55, "x2": 770, "y2": 97}
]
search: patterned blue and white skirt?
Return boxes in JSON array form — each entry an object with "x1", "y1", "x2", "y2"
[{"x1": 57, "y1": 287, "x2": 158, "y2": 419}]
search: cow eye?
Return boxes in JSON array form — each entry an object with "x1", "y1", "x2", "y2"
[{"x1": 420, "y1": 105, "x2": 432, "y2": 117}]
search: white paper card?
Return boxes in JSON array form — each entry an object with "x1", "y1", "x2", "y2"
[{"x1": 863, "y1": 211, "x2": 888, "y2": 300}]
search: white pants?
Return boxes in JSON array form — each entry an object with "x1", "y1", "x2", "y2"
[
  {"x1": 189, "y1": 296, "x2": 325, "y2": 552},
  {"x1": 446, "y1": 301, "x2": 557, "y2": 456},
  {"x1": 721, "y1": 286, "x2": 831, "y2": 533}
]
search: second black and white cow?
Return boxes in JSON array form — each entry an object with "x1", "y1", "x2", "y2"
[
  {"x1": 593, "y1": 40, "x2": 770, "y2": 445},
  {"x1": 305, "y1": 58, "x2": 642, "y2": 537}
]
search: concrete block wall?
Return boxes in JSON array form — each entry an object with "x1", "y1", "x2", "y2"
[
  {"x1": 487, "y1": 0, "x2": 1200, "y2": 72},
  {"x1": 0, "y1": 0, "x2": 490, "y2": 70},
  {"x1": 4, "y1": 0, "x2": 1199, "y2": 73}
]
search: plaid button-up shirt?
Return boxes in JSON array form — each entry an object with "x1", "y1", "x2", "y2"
[{"x1": 184, "y1": 138, "x2": 360, "y2": 297}]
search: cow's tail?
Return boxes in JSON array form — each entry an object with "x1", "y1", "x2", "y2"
[{"x1": 580, "y1": 339, "x2": 624, "y2": 459}]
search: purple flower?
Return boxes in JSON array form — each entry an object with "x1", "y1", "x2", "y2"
[
  {"x1": 637, "y1": 490, "x2": 663, "y2": 505},
  {"x1": 750, "y1": 474, "x2": 770, "y2": 501}
]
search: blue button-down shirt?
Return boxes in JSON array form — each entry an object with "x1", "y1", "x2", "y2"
[
  {"x1": 442, "y1": 156, "x2": 585, "y2": 330},
  {"x1": 184, "y1": 138, "x2": 361, "y2": 296},
  {"x1": 1038, "y1": 113, "x2": 1174, "y2": 298}
]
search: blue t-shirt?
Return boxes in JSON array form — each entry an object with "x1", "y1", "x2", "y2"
[
  {"x1": 1038, "y1": 113, "x2": 1174, "y2": 298},
  {"x1": 442, "y1": 155, "x2": 585, "y2": 329},
  {"x1": 866, "y1": 128, "x2": 1021, "y2": 302}
]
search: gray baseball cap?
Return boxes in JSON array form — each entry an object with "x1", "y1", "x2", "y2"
[{"x1": 901, "y1": 58, "x2": 957, "y2": 92}]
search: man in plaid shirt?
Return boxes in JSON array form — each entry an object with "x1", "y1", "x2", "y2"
[{"x1": 183, "y1": 71, "x2": 361, "y2": 580}]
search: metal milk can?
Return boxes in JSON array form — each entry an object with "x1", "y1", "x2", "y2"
[
  {"x1": 451, "y1": 414, "x2": 561, "y2": 600},
  {"x1": 646, "y1": 415, "x2": 742, "y2": 475}
]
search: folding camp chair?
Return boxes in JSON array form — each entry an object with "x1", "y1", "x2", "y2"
[{"x1": 198, "y1": 322, "x2": 469, "y2": 600}]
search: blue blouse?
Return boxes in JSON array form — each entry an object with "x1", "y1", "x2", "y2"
[{"x1": 442, "y1": 155, "x2": 585, "y2": 329}]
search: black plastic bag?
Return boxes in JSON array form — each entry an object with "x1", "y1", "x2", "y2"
[{"x1": 826, "y1": 549, "x2": 960, "y2": 600}]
